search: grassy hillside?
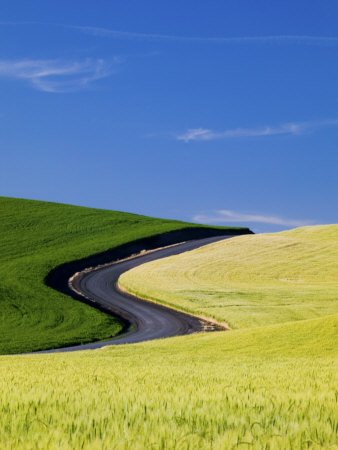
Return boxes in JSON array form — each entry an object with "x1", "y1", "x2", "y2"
[
  {"x1": 1, "y1": 209, "x2": 337, "y2": 448},
  {"x1": 120, "y1": 225, "x2": 338, "y2": 328},
  {"x1": 0, "y1": 314, "x2": 336, "y2": 448},
  {"x1": 0, "y1": 197, "x2": 246, "y2": 354}
]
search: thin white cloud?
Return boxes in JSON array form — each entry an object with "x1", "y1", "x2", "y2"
[
  {"x1": 67, "y1": 26, "x2": 338, "y2": 46},
  {"x1": 0, "y1": 58, "x2": 115, "y2": 92},
  {"x1": 1, "y1": 22, "x2": 338, "y2": 46},
  {"x1": 193, "y1": 210, "x2": 314, "y2": 227},
  {"x1": 177, "y1": 119, "x2": 338, "y2": 142}
]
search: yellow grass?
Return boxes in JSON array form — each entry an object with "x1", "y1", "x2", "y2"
[
  {"x1": 0, "y1": 314, "x2": 337, "y2": 449},
  {"x1": 120, "y1": 225, "x2": 338, "y2": 328}
]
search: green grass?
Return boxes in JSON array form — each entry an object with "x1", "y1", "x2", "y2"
[
  {"x1": 120, "y1": 225, "x2": 338, "y2": 329},
  {"x1": 0, "y1": 197, "x2": 244, "y2": 354},
  {"x1": 0, "y1": 314, "x2": 336, "y2": 449}
]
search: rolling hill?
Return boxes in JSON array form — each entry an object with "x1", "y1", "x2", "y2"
[
  {"x1": 0, "y1": 197, "x2": 246, "y2": 353},
  {"x1": 120, "y1": 225, "x2": 338, "y2": 328},
  {"x1": 1, "y1": 198, "x2": 336, "y2": 448}
]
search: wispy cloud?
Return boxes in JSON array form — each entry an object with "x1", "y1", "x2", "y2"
[
  {"x1": 1, "y1": 22, "x2": 338, "y2": 47},
  {"x1": 67, "y1": 25, "x2": 338, "y2": 47},
  {"x1": 0, "y1": 58, "x2": 116, "y2": 92},
  {"x1": 193, "y1": 210, "x2": 314, "y2": 227},
  {"x1": 177, "y1": 119, "x2": 338, "y2": 142}
]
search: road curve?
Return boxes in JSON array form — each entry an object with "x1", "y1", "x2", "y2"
[{"x1": 41, "y1": 235, "x2": 234, "y2": 353}]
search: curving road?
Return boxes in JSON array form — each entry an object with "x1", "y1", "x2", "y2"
[{"x1": 42, "y1": 235, "x2": 234, "y2": 353}]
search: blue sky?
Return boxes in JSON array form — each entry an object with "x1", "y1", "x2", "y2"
[{"x1": 0, "y1": 1, "x2": 337, "y2": 232}]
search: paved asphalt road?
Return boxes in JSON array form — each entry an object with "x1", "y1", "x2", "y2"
[{"x1": 41, "y1": 235, "x2": 234, "y2": 353}]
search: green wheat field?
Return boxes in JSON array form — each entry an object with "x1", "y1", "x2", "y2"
[{"x1": 0, "y1": 198, "x2": 337, "y2": 449}]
